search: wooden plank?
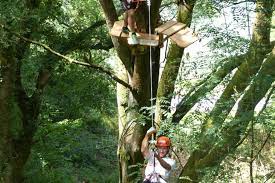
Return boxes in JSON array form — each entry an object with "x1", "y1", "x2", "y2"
[
  {"x1": 110, "y1": 20, "x2": 160, "y2": 46},
  {"x1": 161, "y1": 22, "x2": 186, "y2": 37},
  {"x1": 175, "y1": 27, "x2": 192, "y2": 36},
  {"x1": 155, "y1": 21, "x2": 178, "y2": 33},
  {"x1": 170, "y1": 28, "x2": 193, "y2": 40},
  {"x1": 137, "y1": 33, "x2": 159, "y2": 41},
  {"x1": 171, "y1": 31, "x2": 199, "y2": 48},
  {"x1": 110, "y1": 20, "x2": 126, "y2": 37},
  {"x1": 136, "y1": 33, "x2": 159, "y2": 46},
  {"x1": 110, "y1": 20, "x2": 159, "y2": 39},
  {"x1": 138, "y1": 39, "x2": 159, "y2": 46}
]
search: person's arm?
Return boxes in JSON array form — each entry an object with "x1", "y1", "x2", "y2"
[
  {"x1": 154, "y1": 153, "x2": 172, "y2": 171},
  {"x1": 141, "y1": 127, "x2": 157, "y2": 158}
]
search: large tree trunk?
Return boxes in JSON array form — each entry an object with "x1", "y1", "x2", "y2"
[
  {"x1": 204, "y1": 0, "x2": 273, "y2": 130},
  {"x1": 99, "y1": 0, "x2": 162, "y2": 182},
  {"x1": 101, "y1": 0, "x2": 274, "y2": 182},
  {"x1": 0, "y1": 1, "x2": 43, "y2": 180},
  {"x1": 0, "y1": 49, "x2": 17, "y2": 182},
  {"x1": 0, "y1": 41, "x2": 45, "y2": 182}
]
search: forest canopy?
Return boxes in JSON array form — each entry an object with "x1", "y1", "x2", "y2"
[{"x1": 0, "y1": 0, "x2": 274, "y2": 182}]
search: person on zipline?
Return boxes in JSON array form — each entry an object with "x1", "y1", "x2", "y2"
[
  {"x1": 120, "y1": 0, "x2": 142, "y2": 45},
  {"x1": 141, "y1": 127, "x2": 176, "y2": 183}
]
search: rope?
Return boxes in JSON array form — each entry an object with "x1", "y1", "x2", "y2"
[
  {"x1": 147, "y1": 0, "x2": 157, "y2": 176},
  {"x1": 147, "y1": 0, "x2": 154, "y2": 130}
]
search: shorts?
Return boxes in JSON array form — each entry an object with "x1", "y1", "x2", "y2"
[{"x1": 121, "y1": 0, "x2": 138, "y2": 11}]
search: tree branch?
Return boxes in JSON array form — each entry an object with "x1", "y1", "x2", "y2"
[
  {"x1": 9, "y1": 29, "x2": 135, "y2": 93},
  {"x1": 250, "y1": 131, "x2": 271, "y2": 163},
  {"x1": 172, "y1": 54, "x2": 245, "y2": 123},
  {"x1": 234, "y1": 84, "x2": 274, "y2": 149},
  {"x1": 66, "y1": 19, "x2": 113, "y2": 51},
  {"x1": 214, "y1": 46, "x2": 275, "y2": 164},
  {"x1": 190, "y1": 0, "x2": 274, "y2": 130}
]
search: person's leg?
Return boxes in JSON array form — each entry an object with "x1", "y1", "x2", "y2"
[
  {"x1": 127, "y1": 6, "x2": 138, "y2": 45},
  {"x1": 127, "y1": 9, "x2": 136, "y2": 32},
  {"x1": 121, "y1": 0, "x2": 129, "y2": 33},
  {"x1": 122, "y1": 11, "x2": 130, "y2": 33},
  {"x1": 123, "y1": 11, "x2": 128, "y2": 27}
]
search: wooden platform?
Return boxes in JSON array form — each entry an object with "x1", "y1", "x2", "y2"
[
  {"x1": 110, "y1": 20, "x2": 199, "y2": 48},
  {"x1": 156, "y1": 21, "x2": 198, "y2": 48},
  {"x1": 110, "y1": 20, "x2": 159, "y2": 46},
  {"x1": 171, "y1": 28, "x2": 198, "y2": 48}
]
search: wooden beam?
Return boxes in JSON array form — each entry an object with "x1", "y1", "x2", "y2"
[
  {"x1": 171, "y1": 30, "x2": 199, "y2": 48},
  {"x1": 155, "y1": 20, "x2": 178, "y2": 33},
  {"x1": 161, "y1": 22, "x2": 186, "y2": 37},
  {"x1": 110, "y1": 20, "x2": 128, "y2": 37},
  {"x1": 110, "y1": 20, "x2": 198, "y2": 48},
  {"x1": 110, "y1": 20, "x2": 159, "y2": 46},
  {"x1": 129, "y1": 33, "x2": 159, "y2": 47}
]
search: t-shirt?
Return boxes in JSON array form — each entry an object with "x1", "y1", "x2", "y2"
[{"x1": 144, "y1": 151, "x2": 176, "y2": 183}]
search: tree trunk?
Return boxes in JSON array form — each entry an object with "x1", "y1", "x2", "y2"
[
  {"x1": 99, "y1": 1, "x2": 162, "y2": 182},
  {"x1": 155, "y1": 0, "x2": 196, "y2": 125},
  {"x1": 0, "y1": 45, "x2": 42, "y2": 182},
  {"x1": 172, "y1": 54, "x2": 246, "y2": 123},
  {"x1": 0, "y1": 50, "x2": 17, "y2": 182}
]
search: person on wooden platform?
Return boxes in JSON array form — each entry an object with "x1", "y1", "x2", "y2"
[
  {"x1": 141, "y1": 127, "x2": 176, "y2": 183},
  {"x1": 120, "y1": 0, "x2": 143, "y2": 45}
]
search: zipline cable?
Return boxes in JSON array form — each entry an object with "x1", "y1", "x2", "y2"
[
  {"x1": 147, "y1": 0, "x2": 158, "y2": 177},
  {"x1": 147, "y1": 0, "x2": 154, "y2": 130}
]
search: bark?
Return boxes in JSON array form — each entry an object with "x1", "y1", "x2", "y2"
[
  {"x1": 98, "y1": 0, "x2": 133, "y2": 73},
  {"x1": 0, "y1": 50, "x2": 17, "y2": 183},
  {"x1": 0, "y1": 32, "x2": 33, "y2": 182},
  {"x1": 0, "y1": 44, "x2": 48, "y2": 182},
  {"x1": 116, "y1": 59, "x2": 130, "y2": 182},
  {"x1": 0, "y1": 17, "x2": 37, "y2": 180}
]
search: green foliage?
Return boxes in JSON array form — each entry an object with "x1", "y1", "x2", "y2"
[
  {"x1": 40, "y1": 63, "x2": 116, "y2": 121},
  {"x1": 23, "y1": 47, "x2": 118, "y2": 182},
  {"x1": 172, "y1": 111, "x2": 207, "y2": 152},
  {"x1": 3, "y1": 1, "x2": 118, "y2": 180},
  {"x1": 25, "y1": 118, "x2": 118, "y2": 182},
  {"x1": 128, "y1": 163, "x2": 144, "y2": 183},
  {"x1": 1, "y1": 0, "x2": 274, "y2": 182}
]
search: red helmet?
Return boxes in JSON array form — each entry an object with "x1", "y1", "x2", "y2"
[{"x1": 156, "y1": 136, "x2": 171, "y2": 147}]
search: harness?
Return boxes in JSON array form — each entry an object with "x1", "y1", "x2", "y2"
[{"x1": 143, "y1": 152, "x2": 168, "y2": 183}]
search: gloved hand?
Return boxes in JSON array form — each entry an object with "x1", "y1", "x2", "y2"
[{"x1": 146, "y1": 126, "x2": 157, "y2": 135}]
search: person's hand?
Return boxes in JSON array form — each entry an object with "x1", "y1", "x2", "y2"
[
  {"x1": 146, "y1": 126, "x2": 157, "y2": 136},
  {"x1": 154, "y1": 151, "x2": 161, "y2": 160}
]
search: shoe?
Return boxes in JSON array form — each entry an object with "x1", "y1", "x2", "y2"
[
  {"x1": 128, "y1": 32, "x2": 139, "y2": 45},
  {"x1": 122, "y1": 26, "x2": 130, "y2": 34}
]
